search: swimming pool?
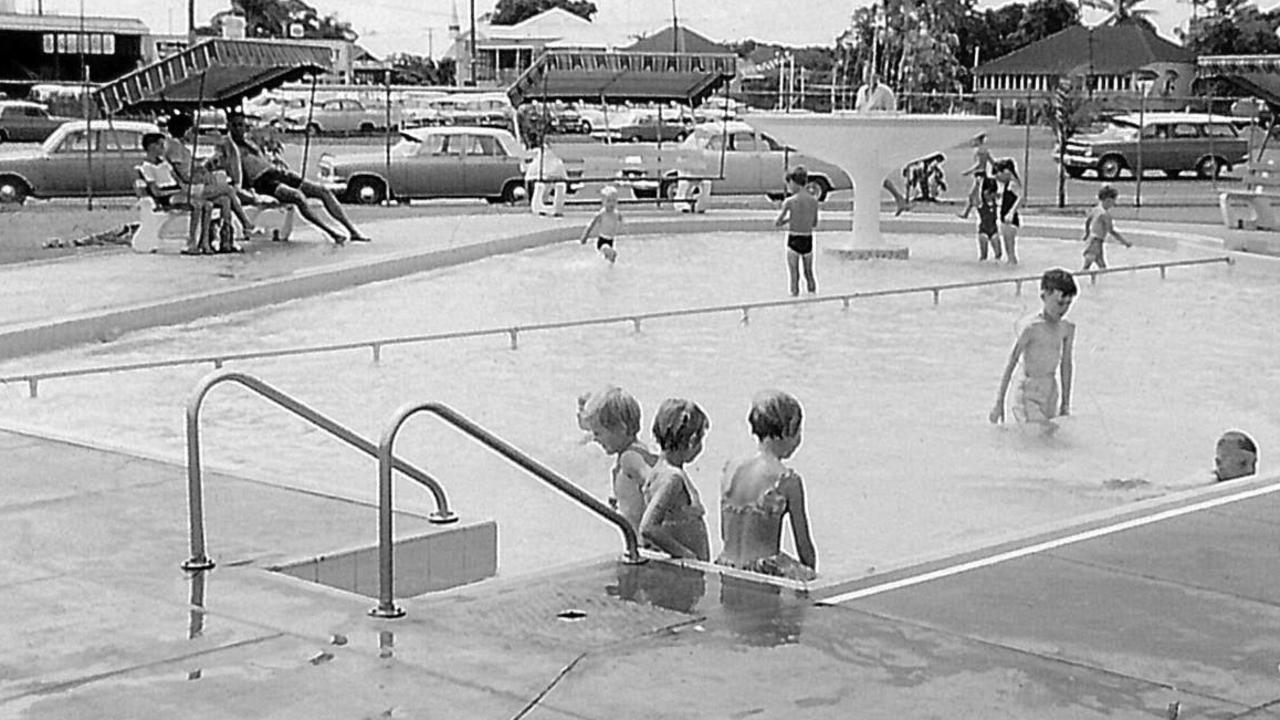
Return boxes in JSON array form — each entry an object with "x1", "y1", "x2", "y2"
[{"x1": 1, "y1": 230, "x2": 1275, "y2": 581}]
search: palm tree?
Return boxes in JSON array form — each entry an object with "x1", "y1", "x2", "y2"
[{"x1": 1079, "y1": 0, "x2": 1157, "y2": 28}]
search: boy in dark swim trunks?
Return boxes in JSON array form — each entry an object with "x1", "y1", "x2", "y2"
[
  {"x1": 775, "y1": 166, "x2": 819, "y2": 296},
  {"x1": 580, "y1": 185, "x2": 621, "y2": 262}
]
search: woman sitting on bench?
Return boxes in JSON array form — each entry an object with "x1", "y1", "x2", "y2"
[{"x1": 163, "y1": 112, "x2": 256, "y2": 254}]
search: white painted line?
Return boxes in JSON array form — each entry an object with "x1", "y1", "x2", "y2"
[{"x1": 820, "y1": 480, "x2": 1280, "y2": 605}]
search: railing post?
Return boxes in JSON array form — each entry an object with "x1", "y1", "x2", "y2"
[
  {"x1": 508, "y1": 328, "x2": 519, "y2": 350},
  {"x1": 631, "y1": 318, "x2": 641, "y2": 332},
  {"x1": 931, "y1": 289, "x2": 940, "y2": 305},
  {"x1": 371, "y1": 343, "x2": 382, "y2": 363},
  {"x1": 1015, "y1": 280, "x2": 1022, "y2": 296},
  {"x1": 182, "y1": 377, "x2": 216, "y2": 572},
  {"x1": 27, "y1": 378, "x2": 37, "y2": 399},
  {"x1": 1160, "y1": 265, "x2": 1166, "y2": 279},
  {"x1": 372, "y1": 410, "x2": 408, "y2": 619},
  {"x1": 740, "y1": 307, "x2": 750, "y2": 325}
]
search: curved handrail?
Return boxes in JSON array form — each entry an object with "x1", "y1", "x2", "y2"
[
  {"x1": 370, "y1": 400, "x2": 644, "y2": 619},
  {"x1": 2, "y1": 256, "x2": 1231, "y2": 398},
  {"x1": 182, "y1": 370, "x2": 457, "y2": 572}
]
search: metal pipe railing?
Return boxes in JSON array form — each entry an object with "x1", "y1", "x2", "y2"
[
  {"x1": 4, "y1": 256, "x2": 1231, "y2": 398},
  {"x1": 182, "y1": 370, "x2": 457, "y2": 572},
  {"x1": 371, "y1": 400, "x2": 643, "y2": 619}
]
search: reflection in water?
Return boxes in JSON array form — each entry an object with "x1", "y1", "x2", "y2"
[
  {"x1": 379, "y1": 630, "x2": 395, "y2": 660},
  {"x1": 719, "y1": 575, "x2": 805, "y2": 647},
  {"x1": 187, "y1": 570, "x2": 207, "y2": 680},
  {"x1": 607, "y1": 563, "x2": 706, "y2": 615}
]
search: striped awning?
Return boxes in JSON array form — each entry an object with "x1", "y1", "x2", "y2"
[
  {"x1": 1197, "y1": 55, "x2": 1280, "y2": 77},
  {"x1": 507, "y1": 49, "x2": 736, "y2": 106},
  {"x1": 95, "y1": 38, "x2": 333, "y2": 116}
]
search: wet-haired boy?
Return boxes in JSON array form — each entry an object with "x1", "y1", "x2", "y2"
[
  {"x1": 990, "y1": 269, "x2": 1078, "y2": 430},
  {"x1": 1082, "y1": 184, "x2": 1132, "y2": 270},
  {"x1": 775, "y1": 165, "x2": 819, "y2": 296}
]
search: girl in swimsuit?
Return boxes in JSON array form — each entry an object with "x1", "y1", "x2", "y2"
[
  {"x1": 640, "y1": 398, "x2": 711, "y2": 561},
  {"x1": 717, "y1": 390, "x2": 816, "y2": 581},
  {"x1": 993, "y1": 158, "x2": 1022, "y2": 265}
]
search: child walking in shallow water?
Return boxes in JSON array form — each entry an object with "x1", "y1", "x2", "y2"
[
  {"x1": 641, "y1": 398, "x2": 711, "y2": 561},
  {"x1": 580, "y1": 387, "x2": 658, "y2": 533},
  {"x1": 990, "y1": 268, "x2": 1078, "y2": 431},
  {"x1": 580, "y1": 185, "x2": 622, "y2": 262},
  {"x1": 775, "y1": 166, "x2": 819, "y2": 296},
  {"x1": 717, "y1": 390, "x2": 817, "y2": 581},
  {"x1": 975, "y1": 176, "x2": 1002, "y2": 261},
  {"x1": 1081, "y1": 184, "x2": 1131, "y2": 270}
]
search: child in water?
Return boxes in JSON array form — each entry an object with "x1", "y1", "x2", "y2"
[
  {"x1": 775, "y1": 165, "x2": 819, "y2": 296},
  {"x1": 1081, "y1": 184, "x2": 1132, "y2": 270},
  {"x1": 717, "y1": 390, "x2": 817, "y2": 581},
  {"x1": 975, "y1": 176, "x2": 1002, "y2": 261},
  {"x1": 580, "y1": 386, "x2": 658, "y2": 533},
  {"x1": 641, "y1": 398, "x2": 711, "y2": 561},
  {"x1": 990, "y1": 268, "x2": 1078, "y2": 431},
  {"x1": 580, "y1": 185, "x2": 622, "y2": 263}
]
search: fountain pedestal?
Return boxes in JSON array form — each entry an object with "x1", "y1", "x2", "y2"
[{"x1": 746, "y1": 112, "x2": 996, "y2": 259}]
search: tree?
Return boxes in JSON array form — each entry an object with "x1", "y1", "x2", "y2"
[
  {"x1": 1080, "y1": 0, "x2": 1157, "y2": 30},
  {"x1": 1045, "y1": 84, "x2": 1098, "y2": 207},
  {"x1": 1181, "y1": 2, "x2": 1280, "y2": 55},
  {"x1": 200, "y1": 0, "x2": 357, "y2": 40},
  {"x1": 388, "y1": 53, "x2": 456, "y2": 85},
  {"x1": 1015, "y1": 0, "x2": 1079, "y2": 45},
  {"x1": 489, "y1": 0, "x2": 596, "y2": 25}
]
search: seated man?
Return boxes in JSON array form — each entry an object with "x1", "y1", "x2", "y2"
[{"x1": 227, "y1": 112, "x2": 369, "y2": 245}]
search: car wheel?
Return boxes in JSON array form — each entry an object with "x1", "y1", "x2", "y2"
[
  {"x1": 1164, "y1": 169, "x2": 1182, "y2": 179},
  {"x1": 627, "y1": 135, "x2": 641, "y2": 143},
  {"x1": 0, "y1": 129, "x2": 7, "y2": 143},
  {"x1": 346, "y1": 177, "x2": 386, "y2": 205},
  {"x1": 1097, "y1": 155, "x2": 1125, "y2": 180},
  {"x1": 306, "y1": 122, "x2": 322, "y2": 135},
  {"x1": 358, "y1": 122, "x2": 376, "y2": 133},
  {"x1": 500, "y1": 179, "x2": 526, "y2": 204},
  {"x1": 1196, "y1": 156, "x2": 1225, "y2": 179},
  {"x1": 1065, "y1": 167, "x2": 1086, "y2": 179},
  {"x1": 660, "y1": 179, "x2": 678, "y2": 200},
  {"x1": 0, "y1": 176, "x2": 29, "y2": 204},
  {"x1": 805, "y1": 177, "x2": 830, "y2": 202},
  {"x1": 579, "y1": 120, "x2": 592, "y2": 134}
]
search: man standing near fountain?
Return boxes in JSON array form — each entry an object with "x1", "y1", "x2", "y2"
[{"x1": 855, "y1": 69, "x2": 912, "y2": 216}]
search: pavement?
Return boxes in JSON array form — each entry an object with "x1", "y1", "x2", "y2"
[{"x1": 1, "y1": 203, "x2": 1279, "y2": 717}]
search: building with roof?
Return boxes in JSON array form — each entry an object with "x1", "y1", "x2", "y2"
[
  {"x1": 974, "y1": 20, "x2": 1196, "y2": 112},
  {"x1": 0, "y1": 10, "x2": 148, "y2": 98},
  {"x1": 623, "y1": 24, "x2": 731, "y2": 56},
  {"x1": 447, "y1": 7, "x2": 629, "y2": 87}
]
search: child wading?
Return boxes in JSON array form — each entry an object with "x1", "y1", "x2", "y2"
[
  {"x1": 580, "y1": 185, "x2": 622, "y2": 263},
  {"x1": 641, "y1": 398, "x2": 711, "y2": 561},
  {"x1": 1081, "y1": 184, "x2": 1132, "y2": 270},
  {"x1": 975, "y1": 176, "x2": 1002, "y2": 261},
  {"x1": 990, "y1": 269, "x2": 1078, "y2": 432},
  {"x1": 775, "y1": 166, "x2": 819, "y2": 296},
  {"x1": 580, "y1": 386, "x2": 658, "y2": 534}
]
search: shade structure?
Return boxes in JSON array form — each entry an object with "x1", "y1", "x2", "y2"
[
  {"x1": 95, "y1": 38, "x2": 333, "y2": 116},
  {"x1": 507, "y1": 49, "x2": 736, "y2": 106},
  {"x1": 1197, "y1": 55, "x2": 1280, "y2": 108}
]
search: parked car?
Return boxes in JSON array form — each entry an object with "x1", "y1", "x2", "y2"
[
  {"x1": 243, "y1": 95, "x2": 309, "y2": 125},
  {"x1": 613, "y1": 108, "x2": 694, "y2": 143},
  {"x1": 0, "y1": 120, "x2": 160, "y2": 203},
  {"x1": 1059, "y1": 112, "x2": 1249, "y2": 180},
  {"x1": 0, "y1": 100, "x2": 73, "y2": 143},
  {"x1": 576, "y1": 105, "x2": 638, "y2": 135},
  {"x1": 281, "y1": 98, "x2": 394, "y2": 134},
  {"x1": 663, "y1": 120, "x2": 851, "y2": 201},
  {"x1": 399, "y1": 93, "x2": 449, "y2": 128},
  {"x1": 319, "y1": 126, "x2": 526, "y2": 205}
]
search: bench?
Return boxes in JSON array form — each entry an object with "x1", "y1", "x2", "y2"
[
  {"x1": 1219, "y1": 160, "x2": 1280, "y2": 231},
  {"x1": 531, "y1": 151, "x2": 714, "y2": 215},
  {"x1": 130, "y1": 168, "x2": 295, "y2": 253}
]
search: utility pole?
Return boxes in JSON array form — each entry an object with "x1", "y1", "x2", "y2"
[
  {"x1": 671, "y1": 0, "x2": 680, "y2": 53},
  {"x1": 468, "y1": 0, "x2": 476, "y2": 85},
  {"x1": 188, "y1": 0, "x2": 196, "y2": 45}
]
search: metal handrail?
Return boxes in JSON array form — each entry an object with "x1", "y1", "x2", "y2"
[
  {"x1": 181, "y1": 370, "x2": 457, "y2": 572},
  {"x1": 3, "y1": 256, "x2": 1231, "y2": 398},
  {"x1": 370, "y1": 400, "x2": 644, "y2": 619}
]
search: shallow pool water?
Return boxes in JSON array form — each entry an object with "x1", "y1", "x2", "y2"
[{"x1": 2, "y1": 231, "x2": 1276, "y2": 581}]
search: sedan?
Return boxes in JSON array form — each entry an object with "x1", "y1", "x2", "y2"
[
  {"x1": 0, "y1": 120, "x2": 160, "y2": 204},
  {"x1": 319, "y1": 126, "x2": 526, "y2": 205},
  {"x1": 613, "y1": 110, "x2": 693, "y2": 143},
  {"x1": 666, "y1": 121, "x2": 851, "y2": 201},
  {"x1": 282, "y1": 98, "x2": 394, "y2": 134},
  {"x1": 0, "y1": 101, "x2": 74, "y2": 143}
]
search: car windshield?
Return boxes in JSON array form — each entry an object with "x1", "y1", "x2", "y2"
[{"x1": 1098, "y1": 120, "x2": 1139, "y2": 140}]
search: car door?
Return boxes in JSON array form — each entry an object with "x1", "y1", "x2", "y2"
[
  {"x1": 99, "y1": 128, "x2": 147, "y2": 195},
  {"x1": 432, "y1": 132, "x2": 468, "y2": 196},
  {"x1": 42, "y1": 128, "x2": 104, "y2": 195},
  {"x1": 391, "y1": 133, "x2": 446, "y2": 198},
  {"x1": 725, "y1": 129, "x2": 763, "y2": 194},
  {"x1": 16, "y1": 106, "x2": 48, "y2": 141},
  {"x1": 1168, "y1": 121, "x2": 1202, "y2": 173},
  {"x1": 460, "y1": 133, "x2": 516, "y2": 197}
]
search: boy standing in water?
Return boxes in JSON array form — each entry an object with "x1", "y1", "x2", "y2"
[
  {"x1": 580, "y1": 185, "x2": 621, "y2": 263},
  {"x1": 775, "y1": 166, "x2": 819, "y2": 296},
  {"x1": 990, "y1": 269, "x2": 1078, "y2": 430},
  {"x1": 1081, "y1": 184, "x2": 1132, "y2": 270}
]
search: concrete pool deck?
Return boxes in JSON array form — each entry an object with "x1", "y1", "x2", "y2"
[
  {"x1": 2, "y1": 207, "x2": 1279, "y2": 717},
  {"x1": 2, "y1": 426, "x2": 1278, "y2": 719}
]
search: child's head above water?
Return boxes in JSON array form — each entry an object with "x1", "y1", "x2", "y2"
[
  {"x1": 582, "y1": 386, "x2": 643, "y2": 453},
  {"x1": 785, "y1": 165, "x2": 809, "y2": 190},
  {"x1": 652, "y1": 398, "x2": 709, "y2": 459},
  {"x1": 1215, "y1": 430, "x2": 1257, "y2": 482}
]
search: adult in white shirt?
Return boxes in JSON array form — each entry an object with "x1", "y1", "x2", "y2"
[{"x1": 854, "y1": 69, "x2": 911, "y2": 215}]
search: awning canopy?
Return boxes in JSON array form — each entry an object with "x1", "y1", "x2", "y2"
[
  {"x1": 1197, "y1": 55, "x2": 1280, "y2": 107},
  {"x1": 507, "y1": 49, "x2": 736, "y2": 106},
  {"x1": 95, "y1": 38, "x2": 333, "y2": 116}
]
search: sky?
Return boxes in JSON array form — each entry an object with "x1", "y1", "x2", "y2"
[{"x1": 23, "y1": 0, "x2": 1280, "y2": 58}]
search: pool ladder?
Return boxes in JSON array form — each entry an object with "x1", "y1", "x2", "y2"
[{"x1": 182, "y1": 369, "x2": 643, "y2": 620}]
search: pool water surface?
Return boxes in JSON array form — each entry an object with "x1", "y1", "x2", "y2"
[{"x1": 1, "y1": 231, "x2": 1275, "y2": 581}]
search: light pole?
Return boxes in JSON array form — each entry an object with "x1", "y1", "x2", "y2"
[
  {"x1": 1134, "y1": 71, "x2": 1156, "y2": 207},
  {"x1": 468, "y1": 0, "x2": 476, "y2": 86}
]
